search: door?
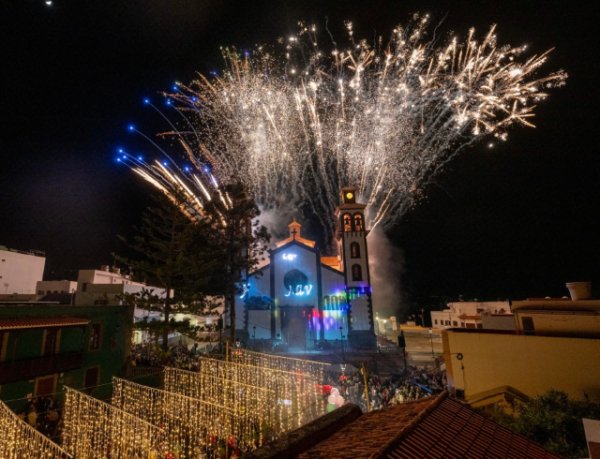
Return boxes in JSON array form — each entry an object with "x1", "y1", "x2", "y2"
[
  {"x1": 43, "y1": 328, "x2": 59, "y2": 356},
  {"x1": 282, "y1": 307, "x2": 307, "y2": 348}
]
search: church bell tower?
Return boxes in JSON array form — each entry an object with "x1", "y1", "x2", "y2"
[{"x1": 336, "y1": 186, "x2": 376, "y2": 349}]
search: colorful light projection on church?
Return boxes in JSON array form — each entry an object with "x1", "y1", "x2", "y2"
[
  {"x1": 308, "y1": 294, "x2": 349, "y2": 340},
  {"x1": 283, "y1": 269, "x2": 313, "y2": 298}
]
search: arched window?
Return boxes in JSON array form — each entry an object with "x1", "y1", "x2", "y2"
[
  {"x1": 350, "y1": 242, "x2": 360, "y2": 258},
  {"x1": 351, "y1": 264, "x2": 363, "y2": 281},
  {"x1": 353, "y1": 213, "x2": 364, "y2": 232},
  {"x1": 343, "y1": 213, "x2": 352, "y2": 232}
]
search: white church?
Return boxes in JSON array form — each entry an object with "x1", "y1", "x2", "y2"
[{"x1": 234, "y1": 187, "x2": 376, "y2": 350}]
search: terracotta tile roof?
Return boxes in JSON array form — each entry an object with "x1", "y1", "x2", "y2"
[
  {"x1": 298, "y1": 397, "x2": 438, "y2": 459},
  {"x1": 376, "y1": 395, "x2": 559, "y2": 459},
  {"x1": 0, "y1": 317, "x2": 90, "y2": 330},
  {"x1": 300, "y1": 393, "x2": 559, "y2": 459},
  {"x1": 320, "y1": 256, "x2": 342, "y2": 272}
]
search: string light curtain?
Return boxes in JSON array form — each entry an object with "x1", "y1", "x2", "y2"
[
  {"x1": 0, "y1": 400, "x2": 72, "y2": 459},
  {"x1": 231, "y1": 349, "x2": 330, "y2": 383},
  {"x1": 112, "y1": 376, "x2": 259, "y2": 454},
  {"x1": 62, "y1": 386, "x2": 169, "y2": 459},
  {"x1": 198, "y1": 357, "x2": 325, "y2": 431},
  {"x1": 164, "y1": 366, "x2": 280, "y2": 442}
]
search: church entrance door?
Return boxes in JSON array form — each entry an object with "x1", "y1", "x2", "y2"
[{"x1": 281, "y1": 307, "x2": 308, "y2": 349}]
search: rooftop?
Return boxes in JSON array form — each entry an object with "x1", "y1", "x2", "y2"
[
  {"x1": 0, "y1": 317, "x2": 90, "y2": 330},
  {"x1": 249, "y1": 393, "x2": 558, "y2": 458}
]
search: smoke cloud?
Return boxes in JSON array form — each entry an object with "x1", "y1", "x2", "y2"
[{"x1": 368, "y1": 227, "x2": 406, "y2": 319}]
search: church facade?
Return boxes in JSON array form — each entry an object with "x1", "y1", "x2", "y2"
[{"x1": 234, "y1": 187, "x2": 376, "y2": 350}]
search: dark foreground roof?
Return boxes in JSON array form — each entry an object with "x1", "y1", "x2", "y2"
[
  {"x1": 247, "y1": 393, "x2": 558, "y2": 459},
  {"x1": 0, "y1": 316, "x2": 90, "y2": 330}
]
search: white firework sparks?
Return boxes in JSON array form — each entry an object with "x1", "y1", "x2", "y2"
[{"x1": 126, "y1": 15, "x2": 566, "y2": 245}]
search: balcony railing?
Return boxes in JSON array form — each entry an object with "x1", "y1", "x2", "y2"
[{"x1": 0, "y1": 352, "x2": 83, "y2": 384}]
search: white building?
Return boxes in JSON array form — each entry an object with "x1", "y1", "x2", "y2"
[
  {"x1": 431, "y1": 301, "x2": 511, "y2": 330},
  {"x1": 74, "y1": 265, "x2": 168, "y2": 306},
  {"x1": 36, "y1": 280, "x2": 78, "y2": 296},
  {"x1": 0, "y1": 247, "x2": 46, "y2": 295}
]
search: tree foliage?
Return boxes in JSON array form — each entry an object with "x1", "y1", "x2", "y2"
[
  {"x1": 201, "y1": 183, "x2": 270, "y2": 341},
  {"x1": 116, "y1": 193, "x2": 220, "y2": 349},
  {"x1": 117, "y1": 184, "x2": 269, "y2": 349},
  {"x1": 488, "y1": 390, "x2": 600, "y2": 458}
]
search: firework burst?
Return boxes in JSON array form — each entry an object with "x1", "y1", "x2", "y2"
[{"x1": 124, "y1": 14, "x2": 566, "y2": 245}]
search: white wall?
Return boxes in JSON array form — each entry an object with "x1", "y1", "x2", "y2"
[
  {"x1": 0, "y1": 249, "x2": 45, "y2": 294},
  {"x1": 36, "y1": 280, "x2": 77, "y2": 295},
  {"x1": 273, "y1": 244, "x2": 318, "y2": 307},
  {"x1": 432, "y1": 301, "x2": 511, "y2": 329}
]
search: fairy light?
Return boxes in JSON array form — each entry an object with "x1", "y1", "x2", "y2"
[
  {"x1": 198, "y1": 355, "x2": 326, "y2": 431},
  {"x1": 0, "y1": 400, "x2": 72, "y2": 459},
  {"x1": 62, "y1": 386, "x2": 167, "y2": 458},
  {"x1": 112, "y1": 376, "x2": 256, "y2": 455},
  {"x1": 0, "y1": 351, "x2": 330, "y2": 457},
  {"x1": 164, "y1": 366, "x2": 279, "y2": 445}
]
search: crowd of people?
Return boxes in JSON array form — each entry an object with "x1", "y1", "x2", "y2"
[
  {"x1": 324, "y1": 365, "x2": 446, "y2": 412},
  {"x1": 130, "y1": 342, "x2": 207, "y2": 371},
  {"x1": 129, "y1": 341, "x2": 447, "y2": 415},
  {"x1": 16, "y1": 396, "x2": 62, "y2": 441}
]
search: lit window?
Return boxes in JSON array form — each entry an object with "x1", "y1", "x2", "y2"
[
  {"x1": 353, "y1": 214, "x2": 364, "y2": 232},
  {"x1": 343, "y1": 214, "x2": 352, "y2": 232}
]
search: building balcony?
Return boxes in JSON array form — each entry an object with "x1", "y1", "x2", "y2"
[{"x1": 0, "y1": 351, "x2": 83, "y2": 384}]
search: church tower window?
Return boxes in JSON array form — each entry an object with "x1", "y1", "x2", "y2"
[
  {"x1": 350, "y1": 242, "x2": 360, "y2": 258},
  {"x1": 351, "y1": 264, "x2": 363, "y2": 281},
  {"x1": 343, "y1": 213, "x2": 352, "y2": 232},
  {"x1": 353, "y1": 214, "x2": 364, "y2": 232}
]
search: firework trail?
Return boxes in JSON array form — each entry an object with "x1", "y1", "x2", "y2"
[{"x1": 124, "y1": 14, "x2": 566, "y2": 245}]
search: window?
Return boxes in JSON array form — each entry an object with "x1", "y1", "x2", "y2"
[
  {"x1": 89, "y1": 324, "x2": 102, "y2": 351},
  {"x1": 434, "y1": 319, "x2": 438, "y2": 325},
  {"x1": 452, "y1": 321, "x2": 458, "y2": 327},
  {"x1": 522, "y1": 316, "x2": 535, "y2": 334},
  {"x1": 35, "y1": 375, "x2": 57, "y2": 397},
  {"x1": 351, "y1": 264, "x2": 363, "y2": 281},
  {"x1": 445, "y1": 320, "x2": 451, "y2": 326},
  {"x1": 353, "y1": 214, "x2": 364, "y2": 232},
  {"x1": 84, "y1": 367, "x2": 99, "y2": 391},
  {"x1": 43, "y1": 329, "x2": 59, "y2": 356},
  {"x1": 0, "y1": 331, "x2": 7, "y2": 361},
  {"x1": 350, "y1": 242, "x2": 360, "y2": 258},
  {"x1": 343, "y1": 214, "x2": 352, "y2": 232}
]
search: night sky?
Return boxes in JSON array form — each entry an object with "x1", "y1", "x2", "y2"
[{"x1": 1, "y1": 0, "x2": 598, "y2": 313}]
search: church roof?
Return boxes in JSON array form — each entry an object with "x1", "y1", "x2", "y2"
[
  {"x1": 320, "y1": 256, "x2": 342, "y2": 272},
  {"x1": 275, "y1": 218, "x2": 316, "y2": 249}
]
